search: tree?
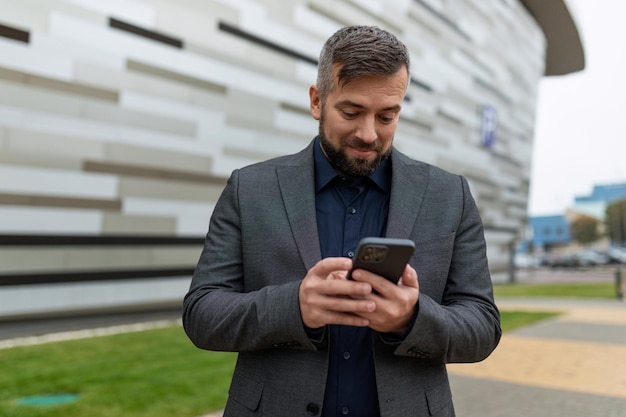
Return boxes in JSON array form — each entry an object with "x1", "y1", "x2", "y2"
[
  {"x1": 570, "y1": 215, "x2": 600, "y2": 245},
  {"x1": 606, "y1": 198, "x2": 626, "y2": 245}
]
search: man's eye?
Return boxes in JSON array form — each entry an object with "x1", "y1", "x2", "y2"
[
  {"x1": 342, "y1": 111, "x2": 358, "y2": 119},
  {"x1": 379, "y1": 115, "x2": 395, "y2": 123}
]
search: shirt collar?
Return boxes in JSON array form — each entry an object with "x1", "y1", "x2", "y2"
[{"x1": 313, "y1": 136, "x2": 391, "y2": 193}]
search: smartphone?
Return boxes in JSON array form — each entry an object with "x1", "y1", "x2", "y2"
[{"x1": 348, "y1": 237, "x2": 415, "y2": 283}]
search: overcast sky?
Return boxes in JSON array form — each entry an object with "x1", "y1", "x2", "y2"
[{"x1": 527, "y1": 0, "x2": 626, "y2": 216}]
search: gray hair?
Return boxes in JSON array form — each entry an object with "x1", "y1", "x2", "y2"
[{"x1": 316, "y1": 26, "x2": 410, "y2": 100}]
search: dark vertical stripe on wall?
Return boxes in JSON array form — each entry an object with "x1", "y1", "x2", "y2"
[
  {"x1": 0, "y1": 23, "x2": 30, "y2": 43},
  {"x1": 109, "y1": 17, "x2": 183, "y2": 48},
  {"x1": 218, "y1": 21, "x2": 318, "y2": 66}
]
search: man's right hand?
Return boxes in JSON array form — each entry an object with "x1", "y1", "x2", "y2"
[{"x1": 298, "y1": 257, "x2": 376, "y2": 329}]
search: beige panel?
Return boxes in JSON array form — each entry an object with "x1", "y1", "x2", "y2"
[
  {"x1": 6, "y1": 128, "x2": 105, "y2": 160},
  {"x1": 73, "y1": 61, "x2": 126, "y2": 91},
  {"x1": 0, "y1": 127, "x2": 7, "y2": 148},
  {"x1": 103, "y1": 141, "x2": 213, "y2": 173},
  {"x1": 0, "y1": 67, "x2": 119, "y2": 102},
  {"x1": 148, "y1": 247, "x2": 202, "y2": 266},
  {"x1": 25, "y1": 74, "x2": 119, "y2": 102},
  {"x1": 0, "y1": 248, "x2": 65, "y2": 273},
  {"x1": 0, "y1": 193, "x2": 121, "y2": 210},
  {"x1": 225, "y1": 89, "x2": 278, "y2": 129},
  {"x1": 189, "y1": 88, "x2": 229, "y2": 109},
  {"x1": 124, "y1": 70, "x2": 193, "y2": 103},
  {"x1": 84, "y1": 160, "x2": 226, "y2": 185},
  {"x1": 223, "y1": 145, "x2": 282, "y2": 162},
  {"x1": 0, "y1": 150, "x2": 84, "y2": 171},
  {"x1": 0, "y1": 80, "x2": 83, "y2": 117},
  {"x1": 118, "y1": 177, "x2": 225, "y2": 202},
  {"x1": 0, "y1": 67, "x2": 25, "y2": 83},
  {"x1": 0, "y1": 246, "x2": 198, "y2": 273},
  {"x1": 101, "y1": 213, "x2": 177, "y2": 235}
]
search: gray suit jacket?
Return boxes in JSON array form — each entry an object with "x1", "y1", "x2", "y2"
[{"x1": 183, "y1": 140, "x2": 501, "y2": 417}]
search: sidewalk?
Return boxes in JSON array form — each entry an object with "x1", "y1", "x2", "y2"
[{"x1": 448, "y1": 296, "x2": 626, "y2": 417}]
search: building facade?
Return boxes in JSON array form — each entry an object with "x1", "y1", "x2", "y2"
[
  {"x1": 524, "y1": 182, "x2": 626, "y2": 252},
  {"x1": 0, "y1": 0, "x2": 583, "y2": 318}
]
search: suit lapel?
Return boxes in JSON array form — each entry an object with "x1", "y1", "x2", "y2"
[
  {"x1": 275, "y1": 144, "x2": 429, "y2": 267},
  {"x1": 386, "y1": 149, "x2": 430, "y2": 239},
  {"x1": 276, "y1": 143, "x2": 322, "y2": 270}
]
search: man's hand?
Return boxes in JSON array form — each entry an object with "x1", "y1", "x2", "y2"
[
  {"x1": 350, "y1": 264, "x2": 419, "y2": 334},
  {"x1": 299, "y1": 257, "x2": 376, "y2": 329}
]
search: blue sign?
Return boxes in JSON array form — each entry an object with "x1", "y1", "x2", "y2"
[{"x1": 481, "y1": 105, "x2": 497, "y2": 148}]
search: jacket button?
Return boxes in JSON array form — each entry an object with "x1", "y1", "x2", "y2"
[{"x1": 306, "y1": 403, "x2": 320, "y2": 415}]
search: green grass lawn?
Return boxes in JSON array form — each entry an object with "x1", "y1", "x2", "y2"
[
  {"x1": 494, "y1": 281, "x2": 617, "y2": 299},
  {"x1": 0, "y1": 309, "x2": 558, "y2": 417},
  {"x1": 0, "y1": 326, "x2": 237, "y2": 417}
]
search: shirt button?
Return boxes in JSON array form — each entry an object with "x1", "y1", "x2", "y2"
[
  {"x1": 347, "y1": 251, "x2": 354, "y2": 258},
  {"x1": 341, "y1": 406, "x2": 350, "y2": 415},
  {"x1": 349, "y1": 208, "x2": 357, "y2": 214},
  {"x1": 343, "y1": 351, "x2": 351, "y2": 360}
]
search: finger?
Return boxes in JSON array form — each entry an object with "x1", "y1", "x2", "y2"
[
  {"x1": 315, "y1": 257, "x2": 352, "y2": 276},
  {"x1": 398, "y1": 265, "x2": 419, "y2": 289},
  {"x1": 350, "y1": 269, "x2": 396, "y2": 295}
]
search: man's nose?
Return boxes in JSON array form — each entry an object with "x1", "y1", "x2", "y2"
[{"x1": 356, "y1": 116, "x2": 378, "y2": 143}]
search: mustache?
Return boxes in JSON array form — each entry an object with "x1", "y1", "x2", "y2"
[{"x1": 345, "y1": 137, "x2": 381, "y2": 151}]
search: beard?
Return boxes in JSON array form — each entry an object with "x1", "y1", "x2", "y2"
[{"x1": 318, "y1": 117, "x2": 391, "y2": 177}]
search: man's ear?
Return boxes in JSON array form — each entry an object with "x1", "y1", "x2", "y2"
[{"x1": 309, "y1": 85, "x2": 321, "y2": 120}]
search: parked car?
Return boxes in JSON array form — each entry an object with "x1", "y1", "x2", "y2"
[
  {"x1": 514, "y1": 253, "x2": 540, "y2": 269},
  {"x1": 575, "y1": 250, "x2": 610, "y2": 267},
  {"x1": 540, "y1": 253, "x2": 579, "y2": 268},
  {"x1": 606, "y1": 247, "x2": 626, "y2": 264}
]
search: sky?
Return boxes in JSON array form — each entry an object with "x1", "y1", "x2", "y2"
[{"x1": 527, "y1": 0, "x2": 626, "y2": 216}]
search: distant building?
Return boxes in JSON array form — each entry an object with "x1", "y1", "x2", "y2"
[
  {"x1": 525, "y1": 182, "x2": 626, "y2": 252},
  {"x1": 529, "y1": 215, "x2": 572, "y2": 249}
]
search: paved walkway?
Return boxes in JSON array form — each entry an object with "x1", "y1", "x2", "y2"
[{"x1": 449, "y1": 296, "x2": 626, "y2": 417}]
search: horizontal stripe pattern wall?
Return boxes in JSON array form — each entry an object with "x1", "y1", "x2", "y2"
[{"x1": 0, "y1": 0, "x2": 546, "y2": 317}]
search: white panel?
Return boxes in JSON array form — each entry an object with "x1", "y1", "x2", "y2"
[
  {"x1": 0, "y1": 164, "x2": 118, "y2": 198},
  {"x1": 48, "y1": 11, "x2": 310, "y2": 109},
  {"x1": 0, "y1": 38, "x2": 73, "y2": 80},
  {"x1": 274, "y1": 109, "x2": 317, "y2": 137},
  {"x1": 31, "y1": 31, "x2": 126, "y2": 72},
  {"x1": 0, "y1": 277, "x2": 189, "y2": 318},
  {"x1": 293, "y1": 4, "x2": 341, "y2": 40},
  {"x1": 64, "y1": 0, "x2": 157, "y2": 27},
  {"x1": 0, "y1": 104, "x2": 211, "y2": 156},
  {"x1": 119, "y1": 90, "x2": 225, "y2": 124},
  {"x1": 237, "y1": 15, "x2": 321, "y2": 61},
  {"x1": 295, "y1": 61, "x2": 318, "y2": 85},
  {"x1": 0, "y1": 207, "x2": 102, "y2": 234},
  {"x1": 213, "y1": 0, "x2": 268, "y2": 17}
]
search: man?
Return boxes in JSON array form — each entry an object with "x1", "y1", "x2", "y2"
[{"x1": 183, "y1": 26, "x2": 501, "y2": 417}]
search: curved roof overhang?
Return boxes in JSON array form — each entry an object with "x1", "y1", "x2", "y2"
[{"x1": 521, "y1": 0, "x2": 585, "y2": 75}]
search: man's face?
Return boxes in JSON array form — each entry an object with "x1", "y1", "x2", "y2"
[{"x1": 309, "y1": 67, "x2": 408, "y2": 177}]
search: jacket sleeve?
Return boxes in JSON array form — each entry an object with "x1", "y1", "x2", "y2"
[
  {"x1": 182, "y1": 169, "x2": 317, "y2": 353},
  {"x1": 393, "y1": 176, "x2": 501, "y2": 363}
]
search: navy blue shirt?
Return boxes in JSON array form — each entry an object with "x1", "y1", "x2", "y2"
[{"x1": 313, "y1": 137, "x2": 391, "y2": 417}]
